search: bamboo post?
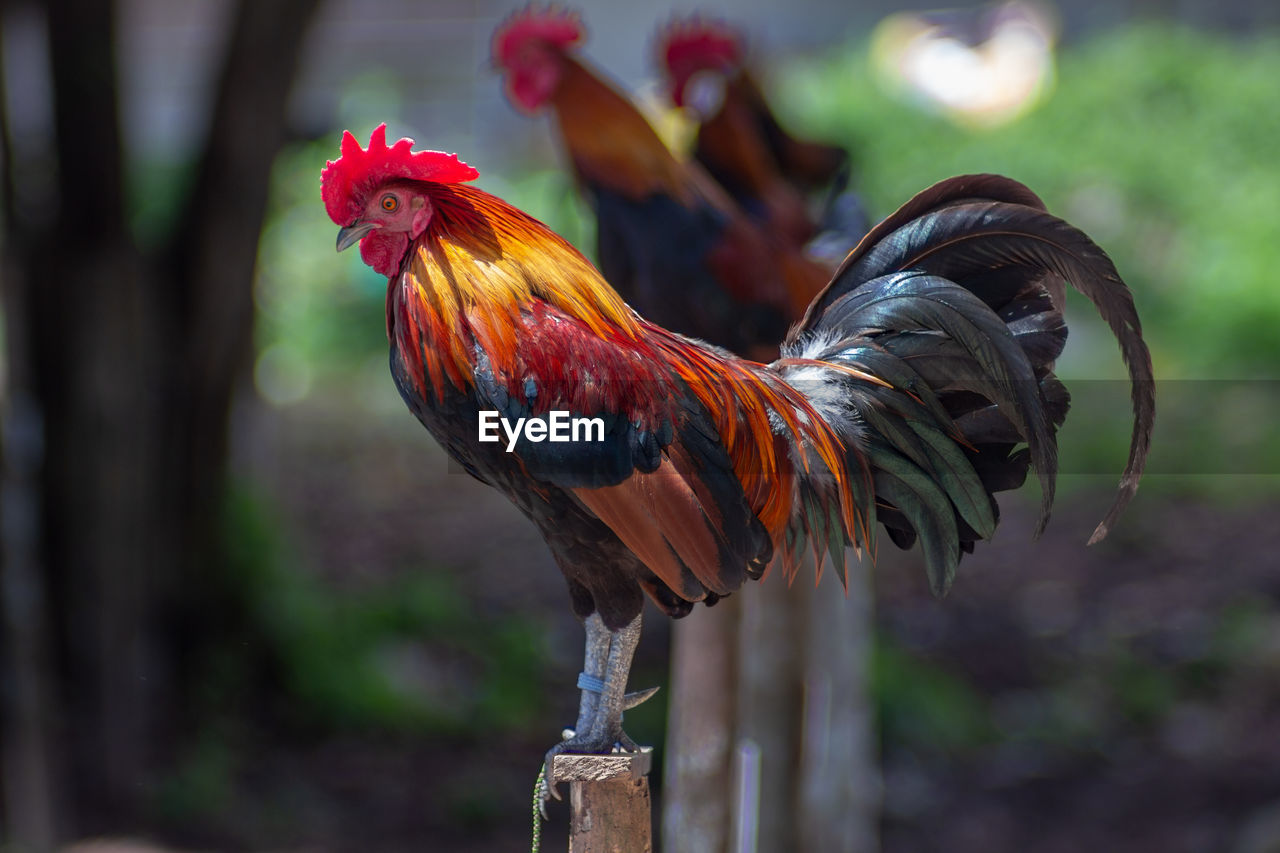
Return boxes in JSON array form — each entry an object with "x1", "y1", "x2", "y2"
[{"x1": 553, "y1": 750, "x2": 654, "y2": 852}]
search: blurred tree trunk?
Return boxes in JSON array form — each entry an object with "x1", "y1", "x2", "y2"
[
  {"x1": 663, "y1": 562, "x2": 879, "y2": 853},
  {"x1": 0, "y1": 9, "x2": 59, "y2": 849},
  {"x1": 0, "y1": 0, "x2": 320, "y2": 843}
]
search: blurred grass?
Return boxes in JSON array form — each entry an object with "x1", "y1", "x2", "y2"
[
  {"x1": 206, "y1": 486, "x2": 551, "y2": 736},
  {"x1": 874, "y1": 638, "x2": 997, "y2": 753},
  {"x1": 875, "y1": 587, "x2": 1280, "y2": 762}
]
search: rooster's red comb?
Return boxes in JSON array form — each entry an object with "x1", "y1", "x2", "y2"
[
  {"x1": 658, "y1": 16, "x2": 744, "y2": 107},
  {"x1": 492, "y1": 5, "x2": 584, "y2": 68},
  {"x1": 320, "y1": 124, "x2": 479, "y2": 225}
]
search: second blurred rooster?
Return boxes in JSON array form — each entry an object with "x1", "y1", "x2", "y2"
[
  {"x1": 657, "y1": 14, "x2": 870, "y2": 262},
  {"x1": 492, "y1": 6, "x2": 828, "y2": 358}
]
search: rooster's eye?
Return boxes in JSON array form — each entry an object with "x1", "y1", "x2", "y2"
[{"x1": 381, "y1": 194, "x2": 399, "y2": 212}]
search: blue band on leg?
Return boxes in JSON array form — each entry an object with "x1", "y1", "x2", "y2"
[{"x1": 577, "y1": 672, "x2": 606, "y2": 693}]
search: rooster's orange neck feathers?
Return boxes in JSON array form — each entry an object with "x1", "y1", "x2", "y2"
[{"x1": 388, "y1": 183, "x2": 640, "y2": 397}]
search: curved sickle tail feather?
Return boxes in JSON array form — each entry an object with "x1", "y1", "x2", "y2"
[{"x1": 779, "y1": 175, "x2": 1154, "y2": 594}]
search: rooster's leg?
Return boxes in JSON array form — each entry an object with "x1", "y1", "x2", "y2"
[
  {"x1": 541, "y1": 612, "x2": 651, "y2": 808},
  {"x1": 583, "y1": 610, "x2": 643, "y2": 749},
  {"x1": 569, "y1": 613, "x2": 611, "y2": 739}
]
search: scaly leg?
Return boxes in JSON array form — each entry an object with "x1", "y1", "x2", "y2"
[
  {"x1": 571, "y1": 613, "x2": 611, "y2": 739},
  {"x1": 579, "y1": 611, "x2": 643, "y2": 749},
  {"x1": 540, "y1": 612, "x2": 657, "y2": 811}
]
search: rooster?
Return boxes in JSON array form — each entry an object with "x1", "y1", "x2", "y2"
[
  {"x1": 492, "y1": 6, "x2": 829, "y2": 359},
  {"x1": 321, "y1": 126, "x2": 1155, "y2": 804},
  {"x1": 658, "y1": 15, "x2": 871, "y2": 264}
]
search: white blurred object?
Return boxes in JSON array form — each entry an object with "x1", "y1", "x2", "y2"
[{"x1": 871, "y1": 1, "x2": 1058, "y2": 127}]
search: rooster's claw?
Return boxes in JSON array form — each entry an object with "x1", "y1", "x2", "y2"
[{"x1": 623, "y1": 685, "x2": 660, "y2": 710}]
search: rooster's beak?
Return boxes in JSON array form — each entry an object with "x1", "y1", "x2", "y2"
[{"x1": 336, "y1": 220, "x2": 378, "y2": 252}]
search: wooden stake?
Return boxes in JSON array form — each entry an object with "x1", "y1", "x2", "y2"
[
  {"x1": 554, "y1": 750, "x2": 654, "y2": 853},
  {"x1": 663, "y1": 603, "x2": 737, "y2": 853}
]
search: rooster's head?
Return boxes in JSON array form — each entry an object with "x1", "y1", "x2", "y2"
[
  {"x1": 657, "y1": 15, "x2": 744, "y2": 110},
  {"x1": 321, "y1": 124, "x2": 478, "y2": 277},
  {"x1": 492, "y1": 5, "x2": 584, "y2": 113}
]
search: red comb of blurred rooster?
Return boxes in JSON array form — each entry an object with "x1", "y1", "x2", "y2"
[
  {"x1": 492, "y1": 5, "x2": 829, "y2": 359},
  {"x1": 321, "y1": 125, "x2": 1153, "y2": 805},
  {"x1": 658, "y1": 14, "x2": 870, "y2": 262}
]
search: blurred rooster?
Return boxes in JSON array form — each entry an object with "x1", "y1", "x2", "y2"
[
  {"x1": 321, "y1": 126, "x2": 1154, "y2": 800},
  {"x1": 658, "y1": 14, "x2": 870, "y2": 261},
  {"x1": 492, "y1": 6, "x2": 828, "y2": 359}
]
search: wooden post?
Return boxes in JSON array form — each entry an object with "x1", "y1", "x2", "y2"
[
  {"x1": 663, "y1": 602, "x2": 737, "y2": 853},
  {"x1": 554, "y1": 750, "x2": 654, "y2": 853},
  {"x1": 798, "y1": 562, "x2": 881, "y2": 852}
]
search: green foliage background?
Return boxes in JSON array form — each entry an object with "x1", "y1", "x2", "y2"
[{"x1": 782, "y1": 24, "x2": 1280, "y2": 378}]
